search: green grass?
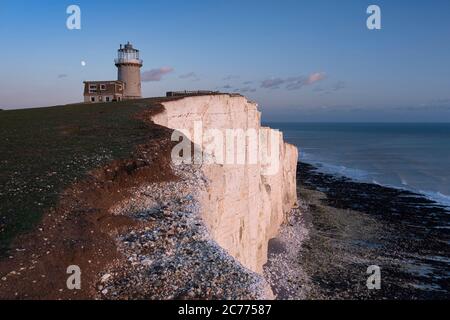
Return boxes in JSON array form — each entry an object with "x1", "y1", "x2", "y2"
[{"x1": 0, "y1": 99, "x2": 164, "y2": 255}]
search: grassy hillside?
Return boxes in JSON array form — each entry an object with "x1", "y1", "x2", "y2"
[{"x1": 0, "y1": 99, "x2": 168, "y2": 255}]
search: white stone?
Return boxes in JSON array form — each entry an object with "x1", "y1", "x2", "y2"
[{"x1": 100, "y1": 273, "x2": 112, "y2": 283}]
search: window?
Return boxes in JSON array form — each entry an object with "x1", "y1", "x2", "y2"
[
  {"x1": 118, "y1": 85, "x2": 123, "y2": 91},
  {"x1": 105, "y1": 97, "x2": 110, "y2": 102},
  {"x1": 89, "y1": 84, "x2": 97, "y2": 94},
  {"x1": 100, "y1": 84, "x2": 106, "y2": 91},
  {"x1": 99, "y1": 96, "x2": 103, "y2": 102},
  {"x1": 90, "y1": 96, "x2": 95, "y2": 102},
  {"x1": 117, "y1": 97, "x2": 121, "y2": 101}
]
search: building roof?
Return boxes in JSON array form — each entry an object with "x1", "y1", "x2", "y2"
[{"x1": 83, "y1": 80, "x2": 124, "y2": 84}]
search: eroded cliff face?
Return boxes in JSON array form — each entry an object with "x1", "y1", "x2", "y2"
[{"x1": 152, "y1": 94, "x2": 298, "y2": 273}]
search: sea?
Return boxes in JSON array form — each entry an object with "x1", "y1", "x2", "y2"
[{"x1": 266, "y1": 123, "x2": 450, "y2": 208}]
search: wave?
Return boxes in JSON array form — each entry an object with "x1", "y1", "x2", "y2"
[
  {"x1": 419, "y1": 190, "x2": 450, "y2": 208},
  {"x1": 400, "y1": 177, "x2": 409, "y2": 186},
  {"x1": 301, "y1": 152, "x2": 375, "y2": 180},
  {"x1": 300, "y1": 153, "x2": 450, "y2": 210}
]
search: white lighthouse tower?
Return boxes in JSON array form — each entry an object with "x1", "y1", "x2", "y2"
[{"x1": 115, "y1": 42, "x2": 143, "y2": 99}]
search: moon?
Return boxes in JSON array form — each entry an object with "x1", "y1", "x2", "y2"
[{"x1": 81, "y1": 60, "x2": 86, "y2": 67}]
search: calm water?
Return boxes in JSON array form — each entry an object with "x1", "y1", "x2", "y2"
[{"x1": 267, "y1": 123, "x2": 450, "y2": 207}]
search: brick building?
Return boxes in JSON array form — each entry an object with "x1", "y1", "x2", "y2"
[{"x1": 83, "y1": 81, "x2": 124, "y2": 103}]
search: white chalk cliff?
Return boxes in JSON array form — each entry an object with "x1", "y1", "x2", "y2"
[{"x1": 152, "y1": 94, "x2": 298, "y2": 273}]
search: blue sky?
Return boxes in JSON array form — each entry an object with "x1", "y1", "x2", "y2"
[{"x1": 1, "y1": 0, "x2": 450, "y2": 122}]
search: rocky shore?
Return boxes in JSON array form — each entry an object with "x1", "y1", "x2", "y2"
[
  {"x1": 264, "y1": 161, "x2": 450, "y2": 300},
  {"x1": 263, "y1": 205, "x2": 311, "y2": 299}
]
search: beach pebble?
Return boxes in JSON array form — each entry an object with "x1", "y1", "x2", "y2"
[{"x1": 100, "y1": 273, "x2": 112, "y2": 283}]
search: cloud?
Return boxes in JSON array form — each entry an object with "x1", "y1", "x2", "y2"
[
  {"x1": 223, "y1": 75, "x2": 240, "y2": 81},
  {"x1": 57, "y1": 74, "x2": 68, "y2": 79},
  {"x1": 243, "y1": 81, "x2": 253, "y2": 85},
  {"x1": 311, "y1": 80, "x2": 345, "y2": 95},
  {"x1": 331, "y1": 81, "x2": 346, "y2": 91},
  {"x1": 261, "y1": 72, "x2": 326, "y2": 90},
  {"x1": 285, "y1": 77, "x2": 307, "y2": 90},
  {"x1": 306, "y1": 72, "x2": 326, "y2": 85},
  {"x1": 285, "y1": 73, "x2": 327, "y2": 90},
  {"x1": 261, "y1": 78, "x2": 285, "y2": 89},
  {"x1": 236, "y1": 86, "x2": 256, "y2": 93},
  {"x1": 216, "y1": 84, "x2": 256, "y2": 93},
  {"x1": 179, "y1": 72, "x2": 199, "y2": 81},
  {"x1": 141, "y1": 67, "x2": 174, "y2": 82},
  {"x1": 395, "y1": 98, "x2": 450, "y2": 111}
]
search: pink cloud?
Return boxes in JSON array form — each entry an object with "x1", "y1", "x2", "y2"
[
  {"x1": 306, "y1": 72, "x2": 326, "y2": 85},
  {"x1": 141, "y1": 67, "x2": 174, "y2": 82}
]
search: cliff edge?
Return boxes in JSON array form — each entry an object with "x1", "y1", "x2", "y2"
[{"x1": 0, "y1": 94, "x2": 298, "y2": 299}]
